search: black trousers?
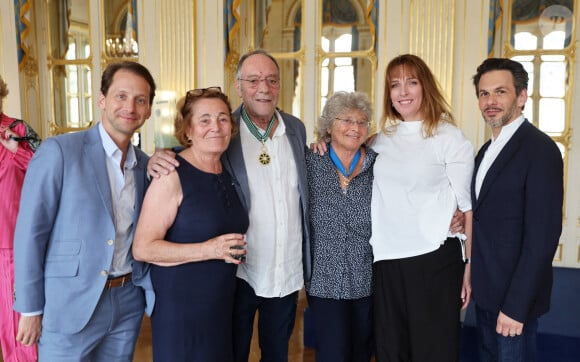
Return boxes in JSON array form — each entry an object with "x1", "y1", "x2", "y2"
[
  {"x1": 373, "y1": 238, "x2": 465, "y2": 362},
  {"x1": 308, "y1": 295, "x2": 374, "y2": 362}
]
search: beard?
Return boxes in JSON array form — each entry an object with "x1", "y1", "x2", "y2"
[{"x1": 482, "y1": 102, "x2": 520, "y2": 130}]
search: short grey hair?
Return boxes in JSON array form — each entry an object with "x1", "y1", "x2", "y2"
[
  {"x1": 235, "y1": 49, "x2": 280, "y2": 80},
  {"x1": 316, "y1": 91, "x2": 372, "y2": 142}
]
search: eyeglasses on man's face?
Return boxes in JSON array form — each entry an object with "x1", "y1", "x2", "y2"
[
  {"x1": 335, "y1": 117, "x2": 370, "y2": 128},
  {"x1": 238, "y1": 76, "x2": 280, "y2": 89}
]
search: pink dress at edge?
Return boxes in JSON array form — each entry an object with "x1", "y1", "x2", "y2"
[{"x1": 0, "y1": 112, "x2": 37, "y2": 361}]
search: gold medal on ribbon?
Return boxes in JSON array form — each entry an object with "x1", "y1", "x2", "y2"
[
  {"x1": 259, "y1": 142, "x2": 271, "y2": 165},
  {"x1": 259, "y1": 152, "x2": 271, "y2": 165},
  {"x1": 240, "y1": 106, "x2": 276, "y2": 166}
]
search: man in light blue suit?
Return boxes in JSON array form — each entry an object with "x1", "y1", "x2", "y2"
[{"x1": 13, "y1": 61, "x2": 156, "y2": 361}]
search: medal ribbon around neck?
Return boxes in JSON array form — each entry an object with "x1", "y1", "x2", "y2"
[
  {"x1": 329, "y1": 144, "x2": 361, "y2": 178},
  {"x1": 240, "y1": 106, "x2": 276, "y2": 165}
]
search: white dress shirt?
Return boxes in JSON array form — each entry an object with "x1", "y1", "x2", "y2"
[
  {"x1": 236, "y1": 111, "x2": 303, "y2": 298},
  {"x1": 475, "y1": 115, "x2": 526, "y2": 198},
  {"x1": 99, "y1": 123, "x2": 136, "y2": 277}
]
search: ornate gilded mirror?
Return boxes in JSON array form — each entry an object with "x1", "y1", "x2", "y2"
[
  {"x1": 103, "y1": 0, "x2": 139, "y2": 61},
  {"x1": 47, "y1": 0, "x2": 92, "y2": 132},
  {"x1": 319, "y1": 0, "x2": 377, "y2": 115}
]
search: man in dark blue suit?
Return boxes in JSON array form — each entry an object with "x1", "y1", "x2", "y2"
[{"x1": 470, "y1": 58, "x2": 563, "y2": 362}]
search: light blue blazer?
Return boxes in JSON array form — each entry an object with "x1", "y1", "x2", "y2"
[{"x1": 13, "y1": 125, "x2": 153, "y2": 334}]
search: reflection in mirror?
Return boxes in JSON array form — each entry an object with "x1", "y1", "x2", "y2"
[
  {"x1": 511, "y1": 1, "x2": 574, "y2": 49},
  {"x1": 48, "y1": 0, "x2": 93, "y2": 131},
  {"x1": 104, "y1": 0, "x2": 139, "y2": 59},
  {"x1": 255, "y1": 0, "x2": 302, "y2": 52},
  {"x1": 321, "y1": 0, "x2": 375, "y2": 52},
  {"x1": 52, "y1": 66, "x2": 93, "y2": 129},
  {"x1": 48, "y1": 0, "x2": 90, "y2": 61},
  {"x1": 277, "y1": 59, "x2": 302, "y2": 117},
  {"x1": 320, "y1": 57, "x2": 373, "y2": 110}
]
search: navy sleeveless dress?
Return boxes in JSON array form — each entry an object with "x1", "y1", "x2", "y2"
[{"x1": 150, "y1": 155, "x2": 249, "y2": 361}]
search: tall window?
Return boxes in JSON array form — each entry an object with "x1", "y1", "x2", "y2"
[
  {"x1": 319, "y1": 0, "x2": 377, "y2": 114},
  {"x1": 504, "y1": 0, "x2": 575, "y2": 263},
  {"x1": 64, "y1": 30, "x2": 92, "y2": 128},
  {"x1": 321, "y1": 31, "x2": 355, "y2": 105},
  {"x1": 507, "y1": 1, "x2": 574, "y2": 159},
  {"x1": 224, "y1": 0, "x2": 377, "y2": 126},
  {"x1": 47, "y1": 0, "x2": 92, "y2": 133}
]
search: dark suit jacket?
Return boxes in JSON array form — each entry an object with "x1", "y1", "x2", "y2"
[
  {"x1": 471, "y1": 120, "x2": 563, "y2": 323},
  {"x1": 222, "y1": 106, "x2": 312, "y2": 289}
]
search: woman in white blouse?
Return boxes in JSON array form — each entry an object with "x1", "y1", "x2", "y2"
[{"x1": 371, "y1": 54, "x2": 474, "y2": 361}]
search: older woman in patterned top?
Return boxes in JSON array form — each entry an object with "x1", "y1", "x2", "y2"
[{"x1": 306, "y1": 91, "x2": 376, "y2": 362}]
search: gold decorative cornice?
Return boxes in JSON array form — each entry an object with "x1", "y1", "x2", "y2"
[
  {"x1": 47, "y1": 56, "x2": 93, "y2": 67},
  {"x1": 49, "y1": 121, "x2": 94, "y2": 136},
  {"x1": 22, "y1": 56, "x2": 39, "y2": 78}
]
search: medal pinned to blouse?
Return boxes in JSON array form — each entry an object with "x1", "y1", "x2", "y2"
[
  {"x1": 329, "y1": 144, "x2": 361, "y2": 191},
  {"x1": 240, "y1": 106, "x2": 276, "y2": 165}
]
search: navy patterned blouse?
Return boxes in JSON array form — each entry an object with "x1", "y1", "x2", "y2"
[{"x1": 305, "y1": 146, "x2": 377, "y2": 299}]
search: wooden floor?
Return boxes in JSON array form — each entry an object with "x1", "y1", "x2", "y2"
[
  {"x1": 0, "y1": 290, "x2": 314, "y2": 361},
  {"x1": 133, "y1": 289, "x2": 315, "y2": 361}
]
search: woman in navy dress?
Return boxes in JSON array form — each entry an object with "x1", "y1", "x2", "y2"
[{"x1": 134, "y1": 87, "x2": 248, "y2": 361}]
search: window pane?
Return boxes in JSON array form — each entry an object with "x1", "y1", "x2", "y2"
[
  {"x1": 519, "y1": 61, "x2": 534, "y2": 96},
  {"x1": 334, "y1": 65, "x2": 354, "y2": 92},
  {"x1": 543, "y1": 31, "x2": 566, "y2": 50},
  {"x1": 540, "y1": 62, "x2": 566, "y2": 97},
  {"x1": 321, "y1": 66, "x2": 329, "y2": 97},
  {"x1": 541, "y1": 54, "x2": 566, "y2": 61},
  {"x1": 83, "y1": 66, "x2": 92, "y2": 94},
  {"x1": 556, "y1": 142, "x2": 566, "y2": 159},
  {"x1": 321, "y1": 37, "x2": 330, "y2": 52},
  {"x1": 335, "y1": 34, "x2": 352, "y2": 52},
  {"x1": 523, "y1": 98, "x2": 533, "y2": 122},
  {"x1": 68, "y1": 97, "x2": 79, "y2": 126},
  {"x1": 514, "y1": 32, "x2": 538, "y2": 50},
  {"x1": 512, "y1": 55, "x2": 534, "y2": 62},
  {"x1": 319, "y1": 57, "x2": 373, "y2": 113},
  {"x1": 66, "y1": 66, "x2": 78, "y2": 93},
  {"x1": 65, "y1": 38, "x2": 76, "y2": 60},
  {"x1": 84, "y1": 96, "x2": 93, "y2": 125},
  {"x1": 539, "y1": 98, "x2": 565, "y2": 133}
]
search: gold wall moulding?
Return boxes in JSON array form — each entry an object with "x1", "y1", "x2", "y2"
[{"x1": 49, "y1": 121, "x2": 94, "y2": 136}]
